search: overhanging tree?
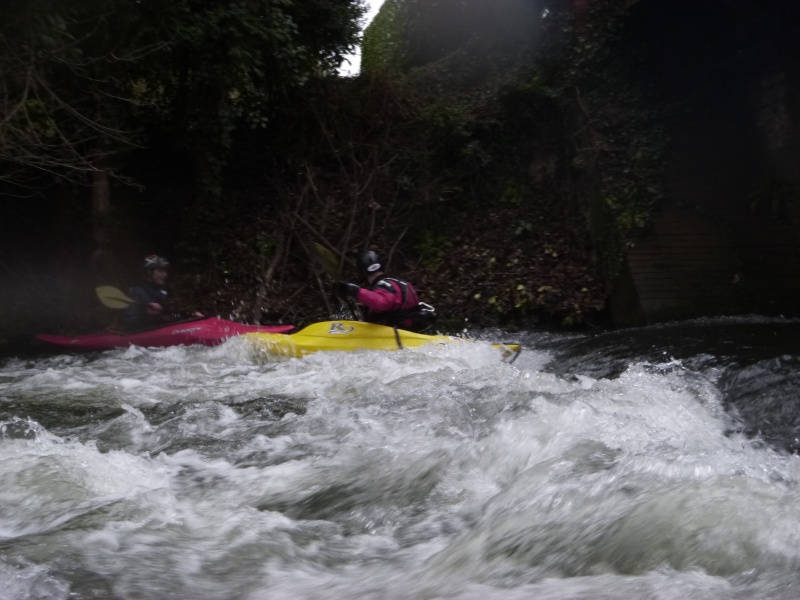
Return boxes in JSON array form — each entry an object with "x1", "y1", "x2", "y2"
[{"x1": 0, "y1": 0, "x2": 366, "y2": 240}]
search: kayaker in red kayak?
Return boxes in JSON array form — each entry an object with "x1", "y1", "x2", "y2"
[
  {"x1": 123, "y1": 255, "x2": 203, "y2": 331},
  {"x1": 336, "y1": 251, "x2": 436, "y2": 332}
]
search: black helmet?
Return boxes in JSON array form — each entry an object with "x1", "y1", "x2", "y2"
[
  {"x1": 358, "y1": 251, "x2": 382, "y2": 279},
  {"x1": 143, "y1": 254, "x2": 170, "y2": 270}
]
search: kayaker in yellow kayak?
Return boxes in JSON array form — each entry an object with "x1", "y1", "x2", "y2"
[
  {"x1": 336, "y1": 251, "x2": 436, "y2": 333},
  {"x1": 123, "y1": 255, "x2": 203, "y2": 331}
]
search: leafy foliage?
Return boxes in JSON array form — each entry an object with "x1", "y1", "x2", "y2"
[
  {"x1": 363, "y1": 0, "x2": 540, "y2": 76},
  {"x1": 0, "y1": 0, "x2": 138, "y2": 185},
  {"x1": 0, "y1": 0, "x2": 366, "y2": 190},
  {"x1": 0, "y1": 0, "x2": 674, "y2": 339},
  {"x1": 353, "y1": 0, "x2": 670, "y2": 325},
  {"x1": 361, "y1": 0, "x2": 406, "y2": 75},
  {"x1": 0, "y1": 0, "x2": 366, "y2": 336}
]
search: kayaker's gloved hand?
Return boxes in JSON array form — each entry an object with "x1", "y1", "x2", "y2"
[{"x1": 335, "y1": 281, "x2": 360, "y2": 298}]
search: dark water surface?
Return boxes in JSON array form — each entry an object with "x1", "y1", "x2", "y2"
[{"x1": 2, "y1": 316, "x2": 800, "y2": 599}]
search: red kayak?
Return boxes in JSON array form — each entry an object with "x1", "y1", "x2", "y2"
[{"x1": 37, "y1": 317, "x2": 295, "y2": 351}]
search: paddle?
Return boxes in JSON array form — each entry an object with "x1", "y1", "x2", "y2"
[
  {"x1": 311, "y1": 243, "x2": 361, "y2": 321},
  {"x1": 96, "y1": 285, "x2": 208, "y2": 332},
  {"x1": 96, "y1": 285, "x2": 136, "y2": 309}
]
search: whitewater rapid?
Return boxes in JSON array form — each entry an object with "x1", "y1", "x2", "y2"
[{"x1": 2, "y1": 321, "x2": 800, "y2": 599}]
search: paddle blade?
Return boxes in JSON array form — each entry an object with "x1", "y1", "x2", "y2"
[
  {"x1": 311, "y1": 243, "x2": 362, "y2": 320},
  {"x1": 312, "y1": 243, "x2": 341, "y2": 280},
  {"x1": 96, "y1": 286, "x2": 135, "y2": 309}
]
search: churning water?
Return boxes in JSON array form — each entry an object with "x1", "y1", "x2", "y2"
[{"x1": 2, "y1": 317, "x2": 800, "y2": 599}]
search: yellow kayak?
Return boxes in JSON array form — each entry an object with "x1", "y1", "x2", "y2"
[{"x1": 243, "y1": 320, "x2": 521, "y2": 363}]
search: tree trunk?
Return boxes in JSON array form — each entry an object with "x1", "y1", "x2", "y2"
[{"x1": 89, "y1": 161, "x2": 116, "y2": 284}]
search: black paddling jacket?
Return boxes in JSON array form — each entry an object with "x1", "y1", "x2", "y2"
[{"x1": 123, "y1": 283, "x2": 180, "y2": 330}]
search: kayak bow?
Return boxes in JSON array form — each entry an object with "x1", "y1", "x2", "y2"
[
  {"x1": 244, "y1": 320, "x2": 521, "y2": 362},
  {"x1": 37, "y1": 317, "x2": 295, "y2": 351}
]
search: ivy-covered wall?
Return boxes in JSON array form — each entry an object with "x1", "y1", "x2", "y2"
[
  {"x1": 363, "y1": 0, "x2": 669, "y2": 274},
  {"x1": 356, "y1": 0, "x2": 674, "y2": 327},
  {"x1": 361, "y1": 0, "x2": 800, "y2": 325},
  {"x1": 615, "y1": 0, "x2": 800, "y2": 322},
  {"x1": 362, "y1": 0, "x2": 539, "y2": 76}
]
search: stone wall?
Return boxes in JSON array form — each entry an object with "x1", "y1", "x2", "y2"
[{"x1": 609, "y1": 0, "x2": 800, "y2": 325}]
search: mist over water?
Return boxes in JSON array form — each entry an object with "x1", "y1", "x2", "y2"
[{"x1": 2, "y1": 317, "x2": 800, "y2": 599}]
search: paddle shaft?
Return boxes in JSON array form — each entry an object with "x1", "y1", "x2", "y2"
[{"x1": 312, "y1": 243, "x2": 360, "y2": 320}]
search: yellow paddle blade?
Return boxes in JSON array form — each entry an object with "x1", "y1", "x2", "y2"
[
  {"x1": 492, "y1": 343, "x2": 522, "y2": 363},
  {"x1": 95, "y1": 285, "x2": 135, "y2": 309},
  {"x1": 311, "y1": 243, "x2": 362, "y2": 320},
  {"x1": 312, "y1": 243, "x2": 342, "y2": 279}
]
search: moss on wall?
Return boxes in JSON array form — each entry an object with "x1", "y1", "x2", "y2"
[
  {"x1": 360, "y1": 0, "x2": 406, "y2": 75},
  {"x1": 362, "y1": 0, "x2": 539, "y2": 76},
  {"x1": 355, "y1": 0, "x2": 672, "y2": 326}
]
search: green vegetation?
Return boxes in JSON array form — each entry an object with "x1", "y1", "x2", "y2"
[
  {"x1": 0, "y1": 0, "x2": 672, "y2": 344},
  {"x1": 356, "y1": 0, "x2": 668, "y2": 327},
  {"x1": 361, "y1": 0, "x2": 406, "y2": 75}
]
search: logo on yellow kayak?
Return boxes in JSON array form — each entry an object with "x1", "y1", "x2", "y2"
[{"x1": 328, "y1": 322, "x2": 355, "y2": 335}]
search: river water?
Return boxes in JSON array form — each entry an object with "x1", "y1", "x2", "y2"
[{"x1": 2, "y1": 316, "x2": 800, "y2": 599}]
